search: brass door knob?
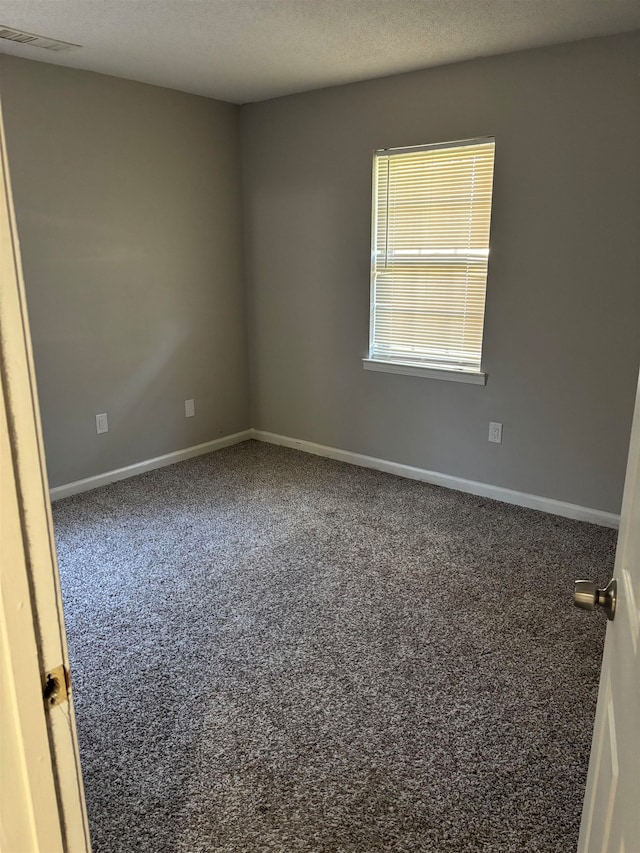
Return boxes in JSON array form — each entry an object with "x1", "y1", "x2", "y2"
[{"x1": 574, "y1": 578, "x2": 617, "y2": 621}]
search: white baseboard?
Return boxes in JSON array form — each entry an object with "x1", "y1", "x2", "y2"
[
  {"x1": 50, "y1": 426, "x2": 620, "y2": 528},
  {"x1": 49, "y1": 430, "x2": 253, "y2": 501},
  {"x1": 251, "y1": 429, "x2": 620, "y2": 529}
]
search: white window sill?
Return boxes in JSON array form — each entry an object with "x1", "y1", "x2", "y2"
[{"x1": 362, "y1": 358, "x2": 487, "y2": 385}]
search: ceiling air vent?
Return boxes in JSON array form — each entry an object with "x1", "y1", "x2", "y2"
[{"x1": 0, "y1": 26, "x2": 80, "y2": 52}]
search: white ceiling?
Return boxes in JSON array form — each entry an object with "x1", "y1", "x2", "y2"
[{"x1": 0, "y1": 1, "x2": 638, "y2": 104}]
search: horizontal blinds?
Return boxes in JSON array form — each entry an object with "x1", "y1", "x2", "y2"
[{"x1": 370, "y1": 139, "x2": 495, "y2": 372}]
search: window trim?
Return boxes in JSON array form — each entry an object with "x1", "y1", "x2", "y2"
[
  {"x1": 362, "y1": 358, "x2": 487, "y2": 385},
  {"x1": 367, "y1": 135, "x2": 495, "y2": 384}
]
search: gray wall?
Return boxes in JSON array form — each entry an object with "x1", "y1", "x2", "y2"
[
  {"x1": 1, "y1": 56, "x2": 250, "y2": 487},
  {"x1": 2, "y1": 35, "x2": 638, "y2": 512},
  {"x1": 241, "y1": 33, "x2": 640, "y2": 514}
]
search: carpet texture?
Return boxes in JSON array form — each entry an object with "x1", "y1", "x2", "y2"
[{"x1": 53, "y1": 441, "x2": 616, "y2": 853}]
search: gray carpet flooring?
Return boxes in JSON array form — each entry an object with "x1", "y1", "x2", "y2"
[{"x1": 53, "y1": 440, "x2": 616, "y2": 853}]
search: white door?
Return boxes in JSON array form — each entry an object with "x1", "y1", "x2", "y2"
[
  {"x1": 577, "y1": 371, "x2": 640, "y2": 852},
  {"x1": 0, "y1": 92, "x2": 91, "y2": 850}
]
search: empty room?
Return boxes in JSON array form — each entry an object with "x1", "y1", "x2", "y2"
[{"x1": 1, "y1": 2, "x2": 639, "y2": 852}]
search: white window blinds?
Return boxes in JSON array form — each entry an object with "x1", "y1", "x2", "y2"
[{"x1": 369, "y1": 137, "x2": 495, "y2": 374}]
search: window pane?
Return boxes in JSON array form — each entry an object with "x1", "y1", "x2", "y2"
[{"x1": 370, "y1": 138, "x2": 495, "y2": 374}]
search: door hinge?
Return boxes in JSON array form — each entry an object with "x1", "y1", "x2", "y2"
[{"x1": 43, "y1": 664, "x2": 70, "y2": 709}]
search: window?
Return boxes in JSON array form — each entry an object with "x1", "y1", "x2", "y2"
[{"x1": 364, "y1": 137, "x2": 495, "y2": 384}]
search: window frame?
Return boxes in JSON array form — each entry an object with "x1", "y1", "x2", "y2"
[{"x1": 364, "y1": 136, "x2": 495, "y2": 385}]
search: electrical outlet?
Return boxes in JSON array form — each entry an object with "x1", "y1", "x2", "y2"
[
  {"x1": 488, "y1": 421, "x2": 503, "y2": 443},
  {"x1": 96, "y1": 413, "x2": 109, "y2": 434},
  {"x1": 185, "y1": 399, "x2": 195, "y2": 418}
]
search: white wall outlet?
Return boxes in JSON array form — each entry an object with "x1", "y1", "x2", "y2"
[
  {"x1": 185, "y1": 399, "x2": 195, "y2": 418},
  {"x1": 96, "y1": 413, "x2": 109, "y2": 434},
  {"x1": 488, "y1": 421, "x2": 503, "y2": 443}
]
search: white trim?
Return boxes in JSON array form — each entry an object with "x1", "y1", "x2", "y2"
[
  {"x1": 50, "y1": 426, "x2": 620, "y2": 528},
  {"x1": 49, "y1": 430, "x2": 253, "y2": 500},
  {"x1": 251, "y1": 430, "x2": 620, "y2": 529},
  {"x1": 363, "y1": 358, "x2": 487, "y2": 384},
  {"x1": 376, "y1": 136, "x2": 495, "y2": 156}
]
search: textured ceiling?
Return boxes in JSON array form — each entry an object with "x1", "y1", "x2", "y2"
[{"x1": 0, "y1": 1, "x2": 638, "y2": 103}]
